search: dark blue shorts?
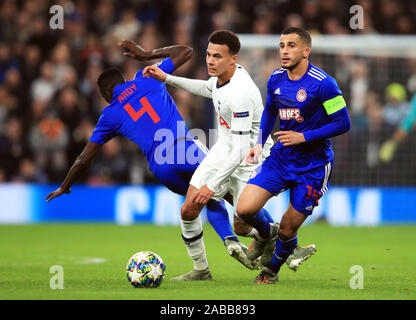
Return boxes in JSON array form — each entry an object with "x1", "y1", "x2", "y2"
[
  {"x1": 248, "y1": 155, "x2": 333, "y2": 215},
  {"x1": 152, "y1": 139, "x2": 208, "y2": 196}
]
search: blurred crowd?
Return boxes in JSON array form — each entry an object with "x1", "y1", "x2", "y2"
[{"x1": 0, "y1": 0, "x2": 415, "y2": 186}]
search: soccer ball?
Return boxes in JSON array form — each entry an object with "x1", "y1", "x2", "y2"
[{"x1": 126, "y1": 251, "x2": 166, "y2": 288}]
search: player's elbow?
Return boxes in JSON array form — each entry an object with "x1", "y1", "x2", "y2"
[
  {"x1": 173, "y1": 46, "x2": 193, "y2": 68},
  {"x1": 345, "y1": 119, "x2": 351, "y2": 133},
  {"x1": 181, "y1": 46, "x2": 193, "y2": 66},
  {"x1": 184, "y1": 46, "x2": 193, "y2": 60},
  {"x1": 333, "y1": 107, "x2": 351, "y2": 135},
  {"x1": 343, "y1": 112, "x2": 351, "y2": 133}
]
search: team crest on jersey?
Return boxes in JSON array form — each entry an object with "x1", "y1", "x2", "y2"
[
  {"x1": 296, "y1": 88, "x2": 307, "y2": 102},
  {"x1": 279, "y1": 108, "x2": 304, "y2": 123}
]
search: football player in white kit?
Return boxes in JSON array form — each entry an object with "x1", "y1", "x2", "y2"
[{"x1": 143, "y1": 30, "x2": 281, "y2": 281}]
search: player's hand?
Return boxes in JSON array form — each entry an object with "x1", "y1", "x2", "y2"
[
  {"x1": 192, "y1": 185, "x2": 214, "y2": 205},
  {"x1": 118, "y1": 39, "x2": 150, "y2": 61},
  {"x1": 274, "y1": 131, "x2": 305, "y2": 146},
  {"x1": 45, "y1": 187, "x2": 71, "y2": 203},
  {"x1": 245, "y1": 144, "x2": 263, "y2": 164},
  {"x1": 142, "y1": 66, "x2": 167, "y2": 82}
]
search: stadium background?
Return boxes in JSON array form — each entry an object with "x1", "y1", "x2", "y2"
[{"x1": 0, "y1": 0, "x2": 415, "y2": 226}]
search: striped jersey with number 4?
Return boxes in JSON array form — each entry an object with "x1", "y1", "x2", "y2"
[{"x1": 267, "y1": 62, "x2": 347, "y2": 171}]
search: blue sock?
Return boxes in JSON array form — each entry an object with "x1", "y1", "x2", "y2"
[
  {"x1": 240, "y1": 209, "x2": 271, "y2": 239},
  {"x1": 261, "y1": 208, "x2": 274, "y2": 223},
  {"x1": 266, "y1": 233, "x2": 298, "y2": 273},
  {"x1": 206, "y1": 200, "x2": 238, "y2": 244}
]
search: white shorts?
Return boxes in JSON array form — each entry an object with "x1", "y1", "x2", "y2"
[{"x1": 189, "y1": 143, "x2": 259, "y2": 205}]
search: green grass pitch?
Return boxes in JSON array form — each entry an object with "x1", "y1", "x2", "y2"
[{"x1": 0, "y1": 223, "x2": 415, "y2": 300}]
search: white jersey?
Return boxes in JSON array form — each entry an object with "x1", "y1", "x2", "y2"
[
  {"x1": 165, "y1": 64, "x2": 273, "y2": 202},
  {"x1": 207, "y1": 65, "x2": 272, "y2": 156}
]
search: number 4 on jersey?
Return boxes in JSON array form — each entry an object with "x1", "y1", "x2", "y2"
[{"x1": 124, "y1": 97, "x2": 160, "y2": 123}]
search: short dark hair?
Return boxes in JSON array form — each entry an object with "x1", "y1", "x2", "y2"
[
  {"x1": 97, "y1": 68, "x2": 125, "y2": 102},
  {"x1": 281, "y1": 27, "x2": 312, "y2": 47},
  {"x1": 208, "y1": 30, "x2": 241, "y2": 55}
]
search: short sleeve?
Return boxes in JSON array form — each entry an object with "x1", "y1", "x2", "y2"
[
  {"x1": 134, "y1": 58, "x2": 175, "y2": 80},
  {"x1": 153, "y1": 57, "x2": 175, "y2": 74},
  {"x1": 89, "y1": 113, "x2": 116, "y2": 145},
  {"x1": 319, "y1": 77, "x2": 346, "y2": 115}
]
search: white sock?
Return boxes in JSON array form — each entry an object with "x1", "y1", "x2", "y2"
[
  {"x1": 181, "y1": 216, "x2": 208, "y2": 271},
  {"x1": 244, "y1": 228, "x2": 259, "y2": 239},
  {"x1": 234, "y1": 213, "x2": 260, "y2": 239}
]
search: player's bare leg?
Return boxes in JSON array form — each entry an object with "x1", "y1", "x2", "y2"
[
  {"x1": 254, "y1": 203, "x2": 307, "y2": 284},
  {"x1": 233, "y1": 215, "x2": 252, "y2": 236},
  {"x1": 236, "y1": 184, "x2": 279, "y2": 261},
  {"x1": 236, "y1": 184, "x2": 316, "y2": 273},
  {"x1": 259, "y1": 203, "x2": 317, "y2": 271},
  {"x1": 171, "y1": 185, "x2": 212, "y2": 281}
]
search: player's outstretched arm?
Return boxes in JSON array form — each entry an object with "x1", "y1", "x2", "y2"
[
  {"x1": 119, "y1": 39, "x2": 193, "y2": 71},
  {"x1": 45, "y1": 141, "x2": 101, "y2": 203},
  {"x1": 143, "y1": 65, "x2": 212, "y2": 99},
  {"x1": 142, "y1": 65, "x2": 168, "y2": 82}
]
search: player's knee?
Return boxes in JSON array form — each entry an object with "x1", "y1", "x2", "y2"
[
  {"x1": 180, "y1": 202, "x2": 198, "y2": 221},
  {"x1": 235, "y1": 203, "x2": 255, "y2": 220}
]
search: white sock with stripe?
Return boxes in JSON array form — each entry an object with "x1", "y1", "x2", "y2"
[{"x1": 181, "y1": 216, "x2": 209, "y2": 271}]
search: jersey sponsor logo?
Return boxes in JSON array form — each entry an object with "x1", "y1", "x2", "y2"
[
  {"x1": 296, "y1": 88, "x2": 307, "y2": 102},
  {"x1": 233, "y1": 111, "x2": 249, "y2": 118},
  {"x1": 274, "y1": 88, "x2": 281, "y2": 95},
  {"x1": 279, "y1": 108, "x2": 304, "y2": 122},
  {"x1": 117, "y1": 83, "x2": 137, "y2": 103}
]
